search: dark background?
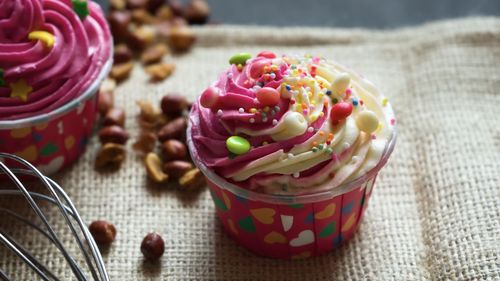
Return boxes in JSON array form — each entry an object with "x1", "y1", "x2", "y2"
[{"x1": 98, "y1": 0, "x2": 500, "y2": 28}]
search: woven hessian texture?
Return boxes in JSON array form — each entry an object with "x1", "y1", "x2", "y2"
[{"x1": 1, "y1": 17, "x2": 499, "y2": 280}]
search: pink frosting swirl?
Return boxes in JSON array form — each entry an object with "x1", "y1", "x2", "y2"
[
  {"x1": 0, "y1": 0, "x2": 111, "y2": 120},
  {"x1": 191, "y1": 55, "x2": 329, "y2": 190},
  {"x1": 191, "y1": 52, "x2": 396, "y2": 194}
]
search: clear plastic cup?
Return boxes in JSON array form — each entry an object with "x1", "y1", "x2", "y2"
[
  {"x1": 187, "y1": 107, "x2": 397, "y2": 259},
  {"x1": 0, "y1": 59, "x2": 113, "y2": 175}
]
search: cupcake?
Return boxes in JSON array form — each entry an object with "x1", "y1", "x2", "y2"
[
  {"x1": 0, "y1": 0, "x2": 112, "y2": 174},
  {"x1": 188, "y1": 51, "x2": 396, "y2": 259}
]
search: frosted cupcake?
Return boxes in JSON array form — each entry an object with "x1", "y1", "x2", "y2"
[
  {"x1": 188, "y1": 51, "x2": 396, "y2": 259},
  {"x1": 0, "y1": 0, "x2": 112, "y2": 174}
]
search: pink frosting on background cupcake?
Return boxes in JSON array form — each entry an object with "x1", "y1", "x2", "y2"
[{"x1": 0, "y1": 0, "x2": 112, "y2": 120}]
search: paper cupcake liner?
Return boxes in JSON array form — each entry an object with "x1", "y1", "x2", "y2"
[
  {"x1": 0, "y1": 59, "x2": 112, "y2": 175},
  {"x1": 206, "y1": 175, "x2": 377, "y2": 259}
]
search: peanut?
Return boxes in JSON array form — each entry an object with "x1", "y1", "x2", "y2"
[
  {"x1": 161, "y1": 139, "x2": 187, "y2": 160},
  {"x1": 132, "y1": 131, "x2": 157, "y2": 156},
  {"x1": 157, "y1": 117, "x2": 186, "y2": 141},
  {"x1": 103, "y1": 107, "x2": 126, "y2": 127},
  {"x1": 160, "y1": 94, "x2": 188, "y2": 117},
  {"x1": 141, "y1": 43, "x2": 168, "y2": 65},
  {"x1": 110, "y1": 61, "x2": 134, "y2": 82},
  {"x1": 169, "y1": 26, "x2": 196, "y2": 52},
  {"x1": 113, "y1": 44, "x2": 133, "y2": 64},
  {"x1": 179, "y1": 168, "x2": 205, "y2": 190},
  {"x1": 145, "y1": 62, "x2": 175, "y2": 81},
  {"x1": 98, "y1": 90, "x2": 114, "y2": 116},
  {"x1": 89, "y1": 220, "x2": 116, "y2": 245},
  {"x1": 163, "y1": 160, "x2": 192, "y2": 179},
  {"x1": 145, "y1": 153, "x2": 169, "y2": 183},
  {"x1": 98, "y1": 125, "x2": 129, "y2": 144},
  {"x1": 95, "y1": 143, "x2": 126, "y2": 169}
]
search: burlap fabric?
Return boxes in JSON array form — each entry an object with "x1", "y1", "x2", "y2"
[{"x1": 1, "y1": 17, "x2": 499, "y2": 280}]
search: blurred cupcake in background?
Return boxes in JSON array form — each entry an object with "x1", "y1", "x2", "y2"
[{"x1": 0, "y1": 0, "x2": 112, "y2": 174}]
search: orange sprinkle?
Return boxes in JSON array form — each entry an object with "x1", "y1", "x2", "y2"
[
  {"x1": 301, "y1": 102, "x2": 307, "y2": 109},
  {"x1": 312, "y1": 141, "x2": 318, "y2": 147},
  {"x1": 327, "y1": 133, "x2": 334, "y2": 141},
  {"x1": 319, "y1": 131, "x2": 325, "y2": 136}
]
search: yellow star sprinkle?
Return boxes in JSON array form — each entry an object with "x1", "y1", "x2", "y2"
[
  {"x1": 10, "y1": 79, "x2": 33, "y2": 102},
  {"x1": 28, "y1": 31, "x2": 55, "y2": 48}
]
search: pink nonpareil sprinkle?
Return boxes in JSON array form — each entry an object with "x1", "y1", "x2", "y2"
[
  {"x1": 331, "y1": 153, "x2": 339, "y2": 161},
  {"x1": 390, "y1": 118, "x2": 396, "y2": 125}
]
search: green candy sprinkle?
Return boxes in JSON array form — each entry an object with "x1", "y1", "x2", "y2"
[
  {"x1": 226, "y1": 136, "x2": 250, "y2": 155},
  {"x1": 229, "y1": 53, "x2": 252, "y2": 66},
  {"x1": 0, "y1": 68, "x2": 4, "y2": 87},
  {"x1": 72, "y1": 0, "x2": 89, "y2": 20}
]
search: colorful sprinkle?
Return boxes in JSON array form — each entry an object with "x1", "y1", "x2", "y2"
[
  {"x1": 238, "y1": 108, "x2": 244, "y2": 113},
  {"x1": 356, "y1": 110, "x2": 379, "y2": 134},
  {"x1": 257, "y1": 50, "x2": 276, "y2": 59},
  {"x1": 9, "y1": 79, "x2": 33, "y2": 102},
  {"x1": 0, "y1": 68, "x2": 5, "y2": 87},
  {"x1": 382, "y1": 98, "x2": 388, "y2": 106},
  {"x1": 72, "y1": 0, "x2": 89, "y2": 20},
  {"x1": 330, "y1": 102, "x2": 353, "y2": 122},
  {"x1": 28, "y1": 30, "x2": 55, "y2": 49},
  {"x1": 226, "y1": 136, "x2": 251, "y2": 155},
  {"x1": 200, "y1": 86, "x2": 219, "y2": 109},
  {"x1": 229, "y1": 53, "x2": 252, "y2": 66}
]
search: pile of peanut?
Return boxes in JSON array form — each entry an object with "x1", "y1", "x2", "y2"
[
  {"x1": 95, "y1": 79, "x2": 129, "y2": 170},
  {"x1": 95, "y1": 78, "x2": 205, "y2": 190},
  {"x1": 107, "y1": 0, "x2": 211, "y2": 82},
  {"x1": 134, "y1": 95, "x2": 205, "y2": 190}
]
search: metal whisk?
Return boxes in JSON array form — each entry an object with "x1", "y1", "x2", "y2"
[{"x1": 0, "y1": 153, "x2": 109, "y2": 281}]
